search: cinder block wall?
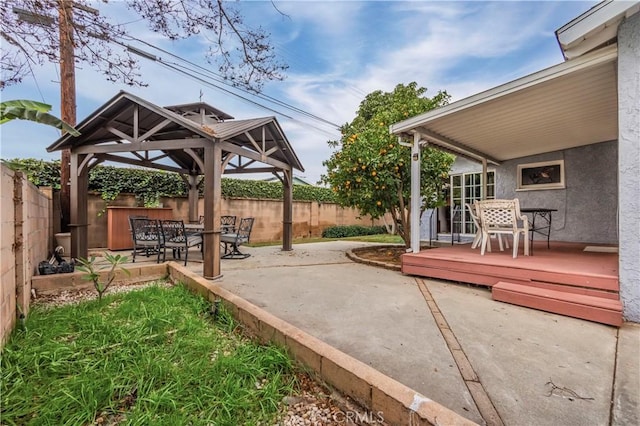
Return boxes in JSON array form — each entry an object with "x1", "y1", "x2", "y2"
[
  {"x1": 0, "y1": 164, "x2": 52, "y2": 347},
  {"x1": 0, "y1": 165, "x2": 17, "y2": 346},
  {"x1": 85, "y1": 193, "x2": 388, "y2": 248},
  {"x1": 20, "y1": 179, "x2": 53, "y2": 313},
  {"x1": 209, "y1": 198, "x2": 382, "y2": 242}
]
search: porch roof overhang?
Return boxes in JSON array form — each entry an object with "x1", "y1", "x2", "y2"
[
  {"x1": 389, "y1": 44, "x2": 618, "y2": 165},
  {"x1": 46, "y1": 91, "x2": 304, "y2": 175}
]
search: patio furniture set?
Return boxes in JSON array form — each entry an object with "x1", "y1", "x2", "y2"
[
  {"x1": 129, "y1": 215, "x2": 254, "y2": 265},
  {"x1": 466, "y1": 199, "x2": 556, "y2": 258}
]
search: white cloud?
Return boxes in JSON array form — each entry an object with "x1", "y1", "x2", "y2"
[{"x1": 1, "y1": 1, "x2": 596, "y2": 184}]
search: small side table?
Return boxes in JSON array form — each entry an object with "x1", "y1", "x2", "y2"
[{"x1": 520, "y1": 208, "x2": 558, "y2": 254}]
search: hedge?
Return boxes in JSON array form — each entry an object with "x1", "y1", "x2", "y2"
[
  {"x1": 321, "y1": 225, "x2": 388, "y2": 238},
  {"x1": 3, "y1": 159, "x2": 337, "y2": 204}
]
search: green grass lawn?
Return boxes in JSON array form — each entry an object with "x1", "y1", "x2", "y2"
[{"x1": 1, "y1": 284, "x2": 297, "y2": 425}]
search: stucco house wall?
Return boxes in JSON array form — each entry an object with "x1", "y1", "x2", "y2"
[
  {"x1": 496, "y1": 141, "x2": 618, "y2": 244},
  {"x1": 618, "y1": 11, "x2": 640, "y2": 322},
  {"x1": 421, "y1": 141, "x2": 618, "y2": 244}
]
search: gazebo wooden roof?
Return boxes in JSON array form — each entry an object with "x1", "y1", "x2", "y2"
[{"x1": 47, "y1": 91, "x2": 304, "y2": 279}]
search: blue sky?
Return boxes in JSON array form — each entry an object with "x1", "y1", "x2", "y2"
[{"x1": 0, "y1": 1, "x2": 596, "y2": 184}]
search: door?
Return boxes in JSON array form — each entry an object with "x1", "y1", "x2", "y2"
[{"x1": 450, "y1": 171, "x2": 495, "y2": 235}]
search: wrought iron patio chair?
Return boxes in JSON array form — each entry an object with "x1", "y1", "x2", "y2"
[
  {"x1": 220, "y1": 217, "x2": 254, "y2": 259},
  {"x1": 159, "y1": 219, "x2": 203, "y2": 266},
  {"x1": 128, "y1": 215, "x2": 148, "y2": 256},
  {"x1": 220, "y1": 215, "x2": 237, "y2": 233},
  {"x1": 477, "y1": 199, "x2": 529, "y2": 258},
  {"x1": 129, "y1": 217, "x2": 163, "y2": 263}
]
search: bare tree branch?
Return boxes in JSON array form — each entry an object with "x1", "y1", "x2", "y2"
[{"x1": 1, "y1": 0, "x2": 287, "y2": 91}]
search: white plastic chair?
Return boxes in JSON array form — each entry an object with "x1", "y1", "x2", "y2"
[
  {"x1": 466, "y1": 202, "x2": 509, "y2": 251},
  {"x1": 477, "y1": 199, "x2": 529, "y2": 258}
]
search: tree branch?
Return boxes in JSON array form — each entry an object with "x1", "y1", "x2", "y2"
[{"x1": 1, "y1": 0, "x2": 286, "y2": 91}]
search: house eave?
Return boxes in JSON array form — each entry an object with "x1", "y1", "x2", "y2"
[{"x1": 555, "y1": 0, "x2": 639, "y2": 60}]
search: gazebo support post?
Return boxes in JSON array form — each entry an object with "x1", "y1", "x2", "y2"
[
  {"x1": 203, "y1": 144, "x2": 222, "y2": 279},
  {"x1": 187, "y1": 174, "x2": 199, "y2": 223},
  {"x1": 282, "y1": 168, "x2": 293, "y2": 251},
  {"x1": 69, "y1": 152, "x2": 88, "y2": 260}
]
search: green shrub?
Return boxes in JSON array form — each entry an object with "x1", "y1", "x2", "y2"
[
  {"x1": 2, "y1": 158, "x2": 62, "y2": 188},
  {"x1": 3, "y1": 158, "x2": 337, "y2": 204},
  {"x1": 321, "y1": 225, "x2": 387, "y2": 238},
  {"x1": 220, "y1": 177, "x2": 336, "y2": 202}
]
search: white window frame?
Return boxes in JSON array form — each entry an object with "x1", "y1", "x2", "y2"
[
  {"x1": 450, "y1": 170, "x2": 496, "y2": 235},
  {"x1": 516, "y1": 159, "x2": 565, "y2": 191}
]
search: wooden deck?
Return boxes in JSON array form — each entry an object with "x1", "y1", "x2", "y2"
[{"x1": 402, "y1": 241, "x2": 622, "y2": 326}]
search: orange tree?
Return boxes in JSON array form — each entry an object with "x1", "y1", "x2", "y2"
[{"x1": 321, "y1": 82, "x2": 454, "y2": 247}]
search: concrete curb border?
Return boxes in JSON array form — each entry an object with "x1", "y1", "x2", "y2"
[
  {"x1": 31, "y1": 263, "x2": 169, "y2": 294},
  {"x1": 169, "y1": 262, "x2": 476, "y2": 426},
  {"x1": 31, "y1": 261, "x2": 476, "y2": 425}
]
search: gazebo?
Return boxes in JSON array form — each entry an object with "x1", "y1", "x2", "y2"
[{"x1": 47, "y1": 91, "x2": 304, "y2": 279}]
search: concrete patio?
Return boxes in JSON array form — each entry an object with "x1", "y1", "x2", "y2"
[{"x1": 65, "y1": 241, "x2": 640, "y2": 425}]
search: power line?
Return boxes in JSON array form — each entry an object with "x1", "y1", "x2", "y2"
[
  {"x1": 12, "y1": 5, "x2": 343, "y2": 137},
  {"x1": 53, "y1": 9, "x2": 343, "y2": 134},
  {"x1": 138, "y1": 51, "x2": 338, "y2": 137},
  {"x1": 122, "y1": 36, "x2": 342, "y2": 129},
  {"x1": 119, "y1": 43, "x2": 340, "y2": 137},
  {"x1": 26, "y1": 61, "x2": 47, "y2": 104},
  {"x1": 162, "y1": 55, "x2": 341, "y2": 129}
]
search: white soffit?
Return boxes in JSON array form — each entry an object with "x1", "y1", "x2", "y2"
[
  {"x1": 390, "y1": 45, "x2": 618, "y2": 163},
  {"x1": 556, "y1": 0, "x2": 640, "y2": 59}
]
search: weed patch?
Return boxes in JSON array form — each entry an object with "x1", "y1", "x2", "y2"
[{"x1": 1, "y1": 283, "x2": 297, "y2": 425}]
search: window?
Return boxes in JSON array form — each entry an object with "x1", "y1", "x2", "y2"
[{"x1": 517, "y1": 160, "x2": 565, "y2": 190}]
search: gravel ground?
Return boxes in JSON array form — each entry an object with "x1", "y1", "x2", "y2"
[{"x1": 31, "y1": 282, "x2": 380, "y2": 425}]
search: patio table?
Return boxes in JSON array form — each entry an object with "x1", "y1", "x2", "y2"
[
  {"x1": 520, "y1": 207, "x2": 558, "y2": 254},
  {"x1": 183, "y1": 223, "x2": 235, "y2": 233},
  {"x1": 184, "y1": 223, "x2": 204, "y2": 231},
  {"x1": 183, "y1": 223, "x2": 237, "y2": 255}
]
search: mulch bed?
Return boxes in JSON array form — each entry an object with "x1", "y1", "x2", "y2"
[{"x1": 352, "y1": 245, "x2": 406, "y2": 266}]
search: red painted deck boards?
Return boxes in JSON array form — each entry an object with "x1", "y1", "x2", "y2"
[
  {"x1": 402, "y1": 241, "x2": 618, "y2": 291},
  {"x1": 492, "y1": 281, "x2": 622, "y2": 326},
  {"x1": 493, "y1": 282, "x2": 622, "y2": 310},
  {"x1": 402, "y1": 241, "x2": 621, "y2": 326}
]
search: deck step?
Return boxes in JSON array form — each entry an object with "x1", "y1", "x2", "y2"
[{"x1": 492, "y1": 281, "x2": 623, "y2": 327}]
